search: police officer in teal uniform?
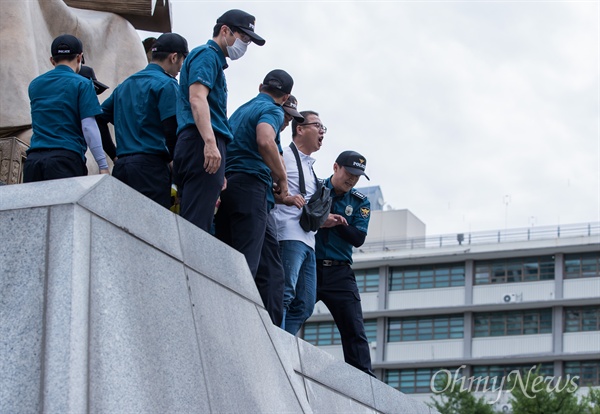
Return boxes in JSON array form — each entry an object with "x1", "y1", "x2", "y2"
[
  {"x1": 173, "y1": 9, "x2": 265, "y2": 233},
  {"x1": 100, "y1": 33, "x2": 188, "y2": 209},
  {"x1": 24, "y1": 34, "x2": 109, "y2": 182},
  {"x1": 315, "y1": 150, "x2": 374, "y2": 377}
]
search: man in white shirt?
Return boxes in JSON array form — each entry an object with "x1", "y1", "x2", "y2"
[{"x1": 271, "y1": 110, "x2": 327, "y2": 334}]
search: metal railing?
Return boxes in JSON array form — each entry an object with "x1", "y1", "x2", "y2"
[{"x1": 355, "y1": 222, "x2": 600, "y2": 253}]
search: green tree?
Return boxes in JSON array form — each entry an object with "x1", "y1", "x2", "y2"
[
  {"x1": 508, "y1": 369, "x2": 585, "y2": 414},
  {"x1": 428, "y1": 372, "x2": 496, "y2": 414},
  {"x1": 580, "y1": 388, "x2": 600, "y2": 414}
]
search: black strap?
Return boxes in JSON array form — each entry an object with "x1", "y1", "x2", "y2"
[
  {"x1": 290, "y1": 142, "x2": 322, "y2": 199},
  {"x1": 289, "y1": 142, "x2": 306, "y2": 195}
]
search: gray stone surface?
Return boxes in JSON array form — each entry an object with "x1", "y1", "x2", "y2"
[
  {"x1": 43, "y1": 204, "x2": 91, "y2": 413},
  {"x1": 258, "y1": 310, "x2": 314, "y2": 413},
  {"x1": 0, "y1": 175, "x2": 104, "y2": 210},
  {"x1": 177, "y1": 214, "x2": 262, "y2": 305},
  {"x1": 88, "y1": 216, "x2": 207, "y2": 413},
  {"x1": 305, "y1": 379, "x2": 378, "y2": 414},
  {"x1": 78, "y1": 175, "x2": 183, "y2": 261},
  {"x1": 371, "y1": 375, "x2": 435, "y2": 414},
  {"x1": 0, "y1": 176, "x2": 437, "y2": 414},
  {"x1": 0, "y1": 207, "x2": 48, "y2": 414},
  {"x1": 187, "y1": 270, "x2": 304, "y2": 413},
  {"x1": 298, "y1": 337, "x2": 377, "y2": 407}
]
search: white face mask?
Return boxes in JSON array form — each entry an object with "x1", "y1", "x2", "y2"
[{"x1": 225, "y1": 34, "x2": 249, "y2": 60}]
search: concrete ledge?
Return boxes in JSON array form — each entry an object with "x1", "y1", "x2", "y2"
[{"x1": 0, "y1": 176, "x2": 436, "y2": 413}]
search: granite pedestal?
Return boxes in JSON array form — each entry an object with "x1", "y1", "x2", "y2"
[{"x1": 0, "y1": 175, "x2": 437, "y2": 413}]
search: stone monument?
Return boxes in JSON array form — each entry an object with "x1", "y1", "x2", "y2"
[{"x1": 0, "y1": 0, "x2": 166, "y2": 181}]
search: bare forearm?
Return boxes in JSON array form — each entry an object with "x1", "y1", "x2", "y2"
[{"x1": 190, "y1": 96, "x2": 216, "y2": 145}]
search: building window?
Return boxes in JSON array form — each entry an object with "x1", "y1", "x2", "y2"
[
  {"x1": 355, "y1": 268, "x2": 379, "y2": 293},
  {"x1": 564, "y1": 306, "x2": 600, "y2": 332},
  {"x1": 389, "y1": 264, "x2": 465, "y2": 291},
  {"x1": 388, "y1": 315, "x2": 464, "y2": 342},
  {"x1": 474, "y1": 256, "x2": 555, "y2": 285},
  {"x1": 472, "y1": 364, "x2": 554, "y2": 390},
  {"x1": 302, "y1": 321, "x2": 341, "y2": 346},
  {"x1": 303, "y1": 319, "x2": 377, "y2": 346},
  {"x1": 564, "y1": 252, "x2": 600, "y2": 279},
  {"x1": 473, "y1": 309, "x2": 552, "y2": 337},
  {"x1": 385, "y1": 367, "x2": 461, "y2": 394},
  {"x1": 564, "y1": 360, "x2": 600, "y2": 386},
  {"x1": 364, "y1": 319, "x2": 377, "y2": 343}
]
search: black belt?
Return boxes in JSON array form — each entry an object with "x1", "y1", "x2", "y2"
[{"x1": 320, "y1": 259, "x2": 350, "y2": 267}]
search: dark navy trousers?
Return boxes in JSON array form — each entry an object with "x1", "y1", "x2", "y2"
[
  {"x1": 23, "y1": 149, "x2": 87, "y2": 183},
  {"x1": 316, "y1": 263, "x2": 374, "y2": 377},
  {"x1": 113, "y1": 153, "x2": 170, "y2": 209},
  {"x1": 214, "y1": 173, "x2": 268, "y2": 277},
  {"x1": 255, "y1": 214, "x2": 285, "y2": 326},
  {"x1": 173, "y1": 127, "x2": 226, "y2": 233}
]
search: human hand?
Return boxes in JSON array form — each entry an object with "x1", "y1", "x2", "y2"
[
  {"x1": 283, "y1": 194, "x2": 305, "y2": 209},
  {"x1": 321, "y1": 213, "x2": 348, "y2": 228},
  {"x1": 203, "y1": 142, "x2": 221, "y2": 174},
  {"x1": 99, "y1": 168, "x2": 110, "y2": 175}
]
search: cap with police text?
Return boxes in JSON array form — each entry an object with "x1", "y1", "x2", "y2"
[
  {"x1": 263, "y1": 69, "x2": 293, "y2": 95},
  {"x1": 283, "y1": 95, "x2": 304, "y2": 122},
  {"x1": 51, "y1": 34, "x2": 83, "y2": 58},
  {"x1": 151, "y1": 33, "x2": 189, "y2": 55},
  {"x1": 79, "y1": 66, "x2": 109, "y2": 95},
  {"x1": 217, "y1": 9, "x2": 265, "y2": 46},
  {"x1": 336, "y1": 151, "x2": 370, "y2": 180}
]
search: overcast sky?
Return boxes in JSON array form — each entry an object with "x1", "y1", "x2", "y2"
[{"x1": 142, "y1": 1, "x2": 599, "y2": 236}]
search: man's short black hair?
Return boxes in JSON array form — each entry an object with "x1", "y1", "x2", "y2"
[
  {"x1": 143, "y1": 37, "x2": 157, "y2": 54},
  {"x1": 52, "y1": 54, "x2": 78, "y2": 63},
  {"x1": 213, "y1": 23, "x2": 243, "y2": 38},
  {"x1": 292, "y1": 110, "x2": 319, "y2": 138},
  {"x1": 151, "y1": 51, "x2": 186, "y2": 62},
  {"x1": 259, "y1": 84, "x2": 287, "y2": 99}
]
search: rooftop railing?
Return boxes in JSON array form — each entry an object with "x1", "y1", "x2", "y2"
[{"x1": 355, "y1": 222, "x2": 600, "y2": 253}]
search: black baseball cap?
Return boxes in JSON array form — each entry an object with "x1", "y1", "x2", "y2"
[
  {"x1": 151, "y1": 33, "x2": 189, "y2": 55},
  {"x1": 51, "y1": 34, "x2": 83, "y2": 59},
  {"x1": 336, "y1": 151, "x2": 370, "y2": 180},
  {"x1": 217, "y1": 9, "x2": 265, "y2": 46},
  {"x1": 263, "y1": 69, "x2": 294, "y2": 94},
  {"x1": 79, "y1": 66, "x2": 109, "y2": 95},
  {"x1": 283, "y1": 95, "x2": 304, "y2": 122}
]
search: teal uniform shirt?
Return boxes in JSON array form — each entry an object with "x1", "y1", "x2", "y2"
[
  {"x1": 176, "y1": 40, "x2": 233, "y2": 141},
  {"x1": 315, "y1": 177, "x2": 371, "y2": 264},
  {"x1": 28, "y1": 65, "x2": 101, "y2": 160},
  {"x1": 101, "y1": 63, "x2": 178, "y2": 157},
  {"x1": 226, "y1": 93, "x2": 284, "y2": 188}
]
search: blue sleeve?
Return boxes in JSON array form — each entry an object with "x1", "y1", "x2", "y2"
[
  {"x1": 351, "y1": 198, "x2": 371, "y2": 234},
  {"x1": 158, "y1": 79, "x2": 179, "y2": 121},
  {"x1": 78, "y1": 79, "x2": 102, "y2": 120},
  {"x1": 100, "y1": 89, "x2": 115, "y2": 123},
  {"x1": 188, "y1": 50, "x2": 220, "y2": 90},
  {"x1": 258, "y1": 106, "x2": 284, "y2": 136}
]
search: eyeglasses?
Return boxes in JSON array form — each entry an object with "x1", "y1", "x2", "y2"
[
  {"x1": 301, "y1": 122, "x2": 327, "y2": 133},
  {"x1": 229, "y1": 28, "x2": 251, "y2": 44}
]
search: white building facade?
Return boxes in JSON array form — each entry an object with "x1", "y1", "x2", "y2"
[{"x1": 303, "y1": 215, "x2": 600, "y2": 409}]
